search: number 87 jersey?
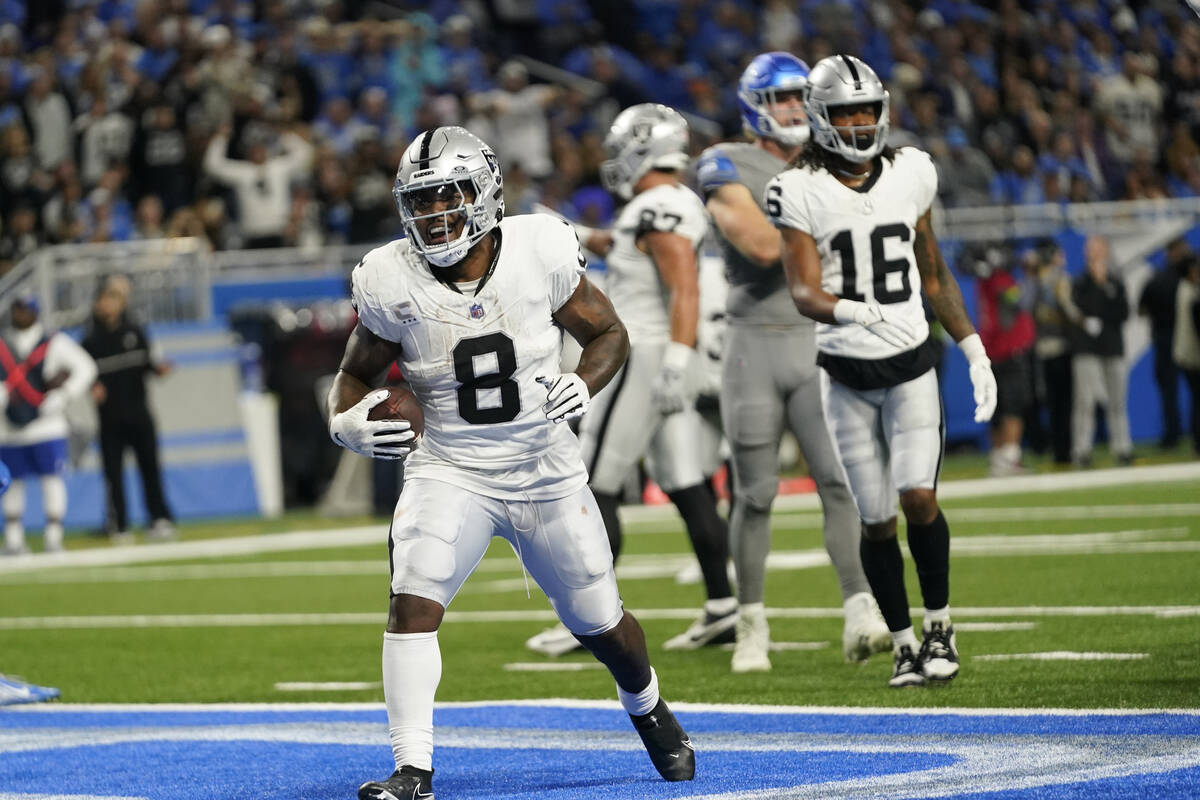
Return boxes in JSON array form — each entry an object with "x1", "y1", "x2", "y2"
[{"x1": 764, "y1": 147, "x2": 938, "y2": 360}]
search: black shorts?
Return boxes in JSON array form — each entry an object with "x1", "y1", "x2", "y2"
[{"x1": 993, "y1": 354, "x2": 1032, "y2": 419}]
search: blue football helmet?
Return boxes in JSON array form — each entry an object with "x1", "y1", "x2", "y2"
[{"x1": 737, "y1": 52, "x2": 811, "y2": 145}]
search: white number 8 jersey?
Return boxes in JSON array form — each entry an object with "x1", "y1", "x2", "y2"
[{"x1": 765, "y1": 147, "x2": 938, "y2": 360}]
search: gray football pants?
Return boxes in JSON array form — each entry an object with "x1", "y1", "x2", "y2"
[
  {"x1": 720, "y1": 323, "x2": 869, "y2": 605},
  {"x1": 1071, "y1": 354, "x2": 1131, "y2": 461}
]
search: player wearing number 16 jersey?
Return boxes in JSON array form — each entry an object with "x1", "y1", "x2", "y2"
[
  {"x1": 330, "y1": 126, "x2": 694, "y2": 800},
  {"x1": 765, "y1": 55, "x2": 998, "y2": 689}
]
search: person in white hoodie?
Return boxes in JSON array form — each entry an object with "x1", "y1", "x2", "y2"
[{"x1": 0, "y1": 293, "x2": 97, "y2": 554}]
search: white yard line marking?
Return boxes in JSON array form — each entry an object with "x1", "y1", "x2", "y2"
[
  {"x1": 502, "y1": 662, "x2": 606, "y2": 672},
  {"x1": 954, "y1": 622, "x2": 1037, "y2": 632},
  {"x1": 974, "y1": 651, "x2": 1150, "y2": 661},
  {"x1": 766, "y1": 503, "x2": 1200, "y2": 530},
  {"x1": 717, "y1": 641, "x2": 829, "y2": 652},
  {"x1": 0, "y1": 605, "x2": 1196, "y2": 630},
  {"x1": 0, "y1": 463, "x2": 1194, "y2": 575},
  {"x1": 273, "y1": 681, "x2": 381, "y2": 691},
  {"x1": 5, "y1": 527, "x2": 1189, "y2": 588}
]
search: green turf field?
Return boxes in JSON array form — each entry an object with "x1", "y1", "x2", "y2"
[{"x1": 1, "y1": 466, "x2": 1197, "y2": 710}]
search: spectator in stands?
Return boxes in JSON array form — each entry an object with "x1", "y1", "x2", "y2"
[
  {"x1": 0, "y1": 204, "x2": 40, "y2": 274},
  {"x1": 130, "y1": 102, "x2": 190, "y2": 214},
  {"x1": 1173, "y1": 254, "x2": 1200, "y2": 456},
  {"x1": 73, "y1": 95, "x2": 134, "y2": 189},
  {"x1": 468, "y1": 61, "x2": 559, "y2": 181},
  {"x1": 203, "y1": 121, "x2": 314, "y2": 249},
  {"x1": 0, "y1": 292, "x2": 97, "y2": 554},
  {"x1": 932, "y1": 126, "x2": 994, "y2": 207},
  {"x1": 1030, "y1": 240, "x2": 1074, "y2": 466},
  {"x1": 974, "y1": 243, "x2": 1036, "y2": 476},
  {"x1": 1139, "y1": 240, "x2": 1188, "y2": 449},
  {"x1": 990, "y1": 145, "x2": 1045, "y2": 205},
  {"x1": 82, "y1": 274, "x2": 175, "y2": 543},
  {"x1": 1065, "y1": 236, "x2": 1132, "y2": 467},
  {"x1": 1096, "y1": 52, "x2": 1163, "y2": 172},
  {"x1": 23, "y1": 67, "x2": 72, "y2": 171}
]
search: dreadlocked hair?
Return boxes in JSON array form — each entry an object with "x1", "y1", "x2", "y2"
[{"x1": 789, "y1": 140, "x2": 898, "y2": 173}]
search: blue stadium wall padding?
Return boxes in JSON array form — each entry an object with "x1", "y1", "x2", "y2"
[
  {"x1": 211, "y1": 276, "x2": 349, "y2": 317},
  {"x1": 16, "y1": 460, "x2": 259, "y2": 532}
]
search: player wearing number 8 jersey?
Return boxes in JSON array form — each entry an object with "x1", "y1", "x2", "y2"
[
  {"x1": 331, "y1": 126, "x2": 694, "y2": 800},
  {"x1": 766, "y1": 55, "x2": 998, "y2": 689}
]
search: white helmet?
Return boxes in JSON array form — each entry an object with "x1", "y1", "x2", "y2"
[
  {"x1": 804, "y1": 54, "x2": 890, "y2": 164},
  {"x1": 600, "y1": 103, "x2": 690, "y2": 200},
  {"x1": 393, "y1": 126, "x2": 504, "y2": 268}
]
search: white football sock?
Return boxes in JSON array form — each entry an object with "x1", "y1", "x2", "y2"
[
  {"x1": 383, "y1": 631, "x2": 440, "y2": 772},
  {"x1": 42, "y1": 476, "x2": 65, "y2": 550},
  {"x1": 891, "y1": 626, "x2": 920, "y2": 653},
  {"x1": 617, "y1": 666, "x2": 659, "y2": 717},
  {"x1": 705, "y1": 596, "x2": 737, "y2": 616},
  {"x1": 3, "y1": 481, "x2": 25, "y2": 551},
  {"x1": 924, "y1": 606, "x2": 951, "y2": 627}
]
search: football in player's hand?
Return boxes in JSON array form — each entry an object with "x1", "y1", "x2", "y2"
[{"x1": 367, "y1": 386, "x2": 424, "y2": 436}]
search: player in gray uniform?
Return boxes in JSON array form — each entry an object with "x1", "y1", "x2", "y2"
[
  {"x1": 768, "y1": 56, "x2": 998, "y2": 688},
  {"x1": 695, "y1": 52, "x2": 890, "y2": 673}
]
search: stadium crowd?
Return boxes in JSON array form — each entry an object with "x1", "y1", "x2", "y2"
[{"x1": 0, "y1": 0, "x2": 1197, "y2": 272}]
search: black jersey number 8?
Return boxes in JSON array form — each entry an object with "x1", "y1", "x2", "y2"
[
  {"x1": 830, "y1": 223, "x2": 913, "y2": 304},
  {"x1": 453, "y1": 332, "x2": 520, "y2": 424}
]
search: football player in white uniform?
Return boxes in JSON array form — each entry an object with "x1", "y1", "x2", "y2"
[
  {"x1": 697, "y1": 51, "x2": 890, "y2": 673},
  {"x1": 330, "y1": 127, "x2": 694, "y2": 799},
  {"x1": 528, "y1": 105, "x2": 737, "y2": 656},
  {"x1": 766, "y1": 56, "x2": 998, "y2": 688},
  {"x1": 579, "y1": 104, "x2": 736, "y2": 651}
]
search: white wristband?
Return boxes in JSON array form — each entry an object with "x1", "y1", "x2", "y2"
[
  {"x1": 832, "y1": 299, "x2": 865, "y2": 325},
  {"x1": 661, "y1": 341, "x2": 695, "y2": 372},
  {"x1": 958, "y1": 332, "x2": 989, "y2": 364}
]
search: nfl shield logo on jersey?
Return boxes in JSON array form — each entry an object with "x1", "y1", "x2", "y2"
[{"x1": 469, "y1": 302, "x2": 486, "y2": 320}]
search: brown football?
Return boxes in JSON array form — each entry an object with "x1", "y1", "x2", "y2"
[{"x1": 367, "y1": 386, "x2": 424, "y2": 436}]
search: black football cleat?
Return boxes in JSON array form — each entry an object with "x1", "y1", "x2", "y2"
[
  {"x1": 630, "y1": 698, "x2": 695, "y2": 781},
  {"x1": 357, "y1": 765, "x2": 434, "y2": 800}
]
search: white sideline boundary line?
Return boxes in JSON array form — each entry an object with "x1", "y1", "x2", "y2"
[
  {"x1": 4, "y1": 699, "x2": 1199, "y2": 716},
  {"x1": 1, "y1": 462, "x2": 1196, "y2": 575}
]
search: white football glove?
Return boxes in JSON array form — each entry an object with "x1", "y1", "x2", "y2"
[
  {"x1": 536, "y1": 373, "x2": 590, "y2": 423},
  {"x1": 329, "y1": 388, "x2": 417, "y2": 460},
  {"x1": 650, "y1": 341, "x2": 696, "y2": 415},
  {"x1": 958, "y1": 333, "x2": 998, "y2": 424},
  {"x1": 1083, "y1": 316, "x2": 1103, "y2": 337},
  {"x1": 833, "y1": 299, "x2": 921, "y2": 350}
]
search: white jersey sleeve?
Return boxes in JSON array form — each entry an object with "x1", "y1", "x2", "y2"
[
  {"x1": 350, "y1": 242, "x2": 409, "y2": 343},
  {"x1": 633, "y1": 184, "x2": 708, "y2": 247},
  {"x1": 532, "y1": 214, "x2": 587, "y2": 312},
  {"x1": 903, "y1": 147, "x2": 939, "y2": 216},
  {"x1": 763, "y1": 168, "x2": 814, "y2": 233}
]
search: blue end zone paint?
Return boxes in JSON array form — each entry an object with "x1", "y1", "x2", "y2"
[{"x1": 1, "y1": 705, "x2": 1198, "y2": 799}]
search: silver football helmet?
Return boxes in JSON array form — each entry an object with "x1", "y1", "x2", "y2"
[
  {"x1": 600, "y1": 104, "x2": 690, "y2": 200},
  {"x1": 804, "y1": 54, "x2": 890, "y2": 163},
  {"x1": 393, "y1": 126, "x2": 504, "y2": 267}
]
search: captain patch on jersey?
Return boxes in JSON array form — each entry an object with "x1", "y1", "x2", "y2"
[{"x1": 764, "y1": 147, "x2": 937, "y2": 361}]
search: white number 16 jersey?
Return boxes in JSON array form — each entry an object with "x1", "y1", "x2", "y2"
[{"x1": 765, "y1": 147, "x2": 938, "y2": 360}]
